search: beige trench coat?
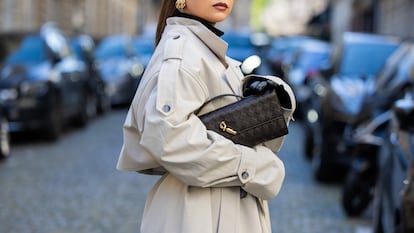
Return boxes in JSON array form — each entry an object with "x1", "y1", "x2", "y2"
[{"x1": 117, "y1": 17, "x2": 295, "y2": 233}]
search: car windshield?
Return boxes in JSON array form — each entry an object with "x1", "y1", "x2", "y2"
[
  {"x1": 6, "y1": 36, "x2": 47, "y2": 64},
  {"x1": 222, "y1": 32, "x2": 255, "y2": 61},
  {"x1": 95, "y1": 39, "x2": 127, "y2": 60},
  {"x1": 222, "y1": 33, "x2": 251, "y2": 48},
  {"x1": 269, "y1": 36, "x2": 312, "y2": 64},
  {"x1": 71, "y1": 40, "x2": 86, "y2": 60},
  {"x1": 43, "y1": 30, "x2": 68, "y2": 57},
  {"x1": 133, "y1": 37, "x2": 154, "y2": 55},
  {"x1": 295, "y1": 51, "x2": 330, "y2": 71},
  {"x1": 339, "y1": 40, "x2": 399, "y2": 76}
]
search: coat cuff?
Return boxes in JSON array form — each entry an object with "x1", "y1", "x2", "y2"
[
  {"x1": 237, "y1": 146, "x2": 257, "y2": 184},
  {"x1": 236, "y1": 145, "x2": 285, "y2": 200}
]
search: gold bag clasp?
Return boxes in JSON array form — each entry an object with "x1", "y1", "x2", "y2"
[{"x1": 219, "y1": 121, "x2": 237, "y2": 135}]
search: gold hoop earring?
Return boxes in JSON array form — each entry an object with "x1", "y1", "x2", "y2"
[{"x1": 175, "y1": 0, "x2": 186, "y2": 10}]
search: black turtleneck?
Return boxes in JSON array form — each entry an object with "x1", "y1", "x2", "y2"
[{"x1": 174, "y1": 11, "x2": 224, "y2": 37}]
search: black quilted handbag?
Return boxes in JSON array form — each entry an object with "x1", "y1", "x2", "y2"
[{"x1": 196, "y1": 89, "x2": 288, "y2": 147}]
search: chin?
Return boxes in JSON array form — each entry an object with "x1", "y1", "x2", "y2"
[{"x1": 209, "y1": 15, "x2": 230, "y2": 23}]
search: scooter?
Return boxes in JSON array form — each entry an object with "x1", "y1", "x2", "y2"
[
  {"x1": 302, "y1": 33, "x2": 401, "y2": 182},
  {"x1": 340, "y1": 44, "x2": 414, "y2": 216},
  {"x1": 372, "y1": 86, "x2": 414, "y2": 233},
  {"x1": 341, "y1": 110, "x2": 391, "y2": 216}
]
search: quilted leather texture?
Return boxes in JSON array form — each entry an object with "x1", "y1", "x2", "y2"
[{"x1": 199, "y1": 91, "x2": 288, "y2": 147}]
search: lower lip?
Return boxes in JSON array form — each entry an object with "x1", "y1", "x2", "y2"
[{"x1": 214, "y1": 4, "x2": 228, "y2": 11}]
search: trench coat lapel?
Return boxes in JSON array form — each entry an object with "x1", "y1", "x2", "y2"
[
  {"x1": 169, "y1": 17, "x2": 244, "y2": 95},
  {"x1": 223, "y1": 60, "x2": 242, "y2": 94}
]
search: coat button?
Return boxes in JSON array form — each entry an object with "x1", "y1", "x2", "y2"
[
  {"x1": 241, "y1": 171, "x2": 249, "y2": 180},
  {"x1": 162, "y1": 105, "x2": 171, "y2": 112}
]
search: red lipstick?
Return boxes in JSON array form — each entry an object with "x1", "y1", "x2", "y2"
[{"x1": 213, "y1": 2, "x2": 228, "y2": 10}]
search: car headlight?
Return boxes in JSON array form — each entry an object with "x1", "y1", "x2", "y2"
[
  {"x1": 48, "y1": 69, "x2": 61, "y2": 83},
  {"x1": 0, "y1": 88, "x2": 18, "y2": 101},
  {"x1": 20, "y1": 81, "x2": 50, "y2": 97},
  {"x1": 306, "y1": 109, "x2": 319, "y2": 124},
  {"x1": 105, "y1": 83, "x2": 117, "y2": 96},
  {"x1": 129, "y1": 63, "x2": 144, "y2": 78},
  {"x1": 314, "y1": 83, "x2": 327, "y2": 97}
]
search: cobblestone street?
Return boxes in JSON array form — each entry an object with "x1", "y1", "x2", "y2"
[{"x1": 0, "y1": 109, "x2": 372, "y2": 233}]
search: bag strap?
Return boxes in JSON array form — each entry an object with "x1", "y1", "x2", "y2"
[{"x1": 194, "y1": 93, "x2": 244, "y2": 115}]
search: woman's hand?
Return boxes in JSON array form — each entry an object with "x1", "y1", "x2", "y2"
[{"x1": 242, "y1": 76, "x2": 292, "y2": 109}]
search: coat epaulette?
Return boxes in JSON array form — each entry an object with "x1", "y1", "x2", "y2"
[{"x1": 162, "y1": 33, "x2": 186, "y2": 60}]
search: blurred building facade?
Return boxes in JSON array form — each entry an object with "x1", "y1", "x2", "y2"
[
  {"x1": 0, "y1": 0, "x2": 138, "y2": 38},
  {"x1": 0, "y1": 0, "x2": 251, "y2": 38},
  {"x1": 349, "y1": 0, "x2": 414, "y2": 39},
  {"x1": 376, "y1": 0, "x2": 414, "y2": 39},
  {"x1": 304, "y1": 0, "x2": 414, "y2": 53},
  {"x1": 262, "y1": 0, "x2": 328, "y2": 36},
  {"x1": 0, "y1": 0, "x2": 413, "y2": 41},
  {"x1": 327, "y1": 0, "x2": 414, "y2": 42}
]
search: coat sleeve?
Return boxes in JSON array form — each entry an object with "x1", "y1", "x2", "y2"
[{"x1": 139, "y1": 52, "x2": 285, "y2": 200}]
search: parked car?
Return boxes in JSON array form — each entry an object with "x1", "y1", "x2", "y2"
[
  {"x1": 303, "y1": 32, "x2": 400, "y2": 182},
  {"x1": 95, "y1": 34, "x2": 144, "y2": 106},
  {"x1": 265, "y1": 35, "x2": 315, "y2": 79},
  {"x1": 0, "y1": 23, "x2": 92, "y2": 140},
  {"x1": 283, "y1": 38, "x2": 332, "y2": 120},
  {"x1": 222, "y1": 30, "x2": 256, "y2": 62},
  {"x1": 0, "y1": 102, "x2": 10, "y2": 160},
  {"x1": 70, "y1": 34, "x2": 111, "y2": 115},
  {"x1": 339, "y1": 42, "x2": 414, "y2": 214},
  {"x1": 372, "y1": 80, "x2": 414, "y2": 233},
  {"x1": 133, "y1": 34, "x2": 155, "y2": 69}
]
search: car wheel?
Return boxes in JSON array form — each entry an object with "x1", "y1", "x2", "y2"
[
  {"x1": 97, "y1": 93, "x2": 111, "y2": 115},
  {"x1": 74, "y1": 92, "x2": 96, "y2": 127},
  {"x1": 311, "y1": 141, "x2": 331, "y2": 181},
  {"x1": 372, "y1": 183, "x2": 384, "y2": 233},
  {"x1": 304, "y1": 131, "x2": 314, "y2": 159},
  {"x1": 0, "y1": 116, "x2": 10, "y2": 160},
  {"x1": 45, "y1": 98, "x2": 63, "y2": 140},
  {"x1": 310, "y1": 120, "x2": 332, "y2": 181},
  {"x1": 303, "y1": 121, "x2": 317, "y2": 160},
  {"x1": 85, "y1": 92, "x2": 97, "y2": 120},
  {"x1": 341, "y1": 167, "x2": 375, "y2": 216},
  {"x1": 311, "y1": 128, "x2": 346, "y2": 182},
  {"x1": 302, "y1": 96, "x2": 321, "y2": 160}
]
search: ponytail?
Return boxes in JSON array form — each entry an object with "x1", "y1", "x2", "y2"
[{"x1": 155, "y1": 0, "x2": 177, "y2": 46}]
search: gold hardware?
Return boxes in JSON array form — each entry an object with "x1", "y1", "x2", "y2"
[{"x1": 219, "y1": 121, "x2": 237, "y2": 135}]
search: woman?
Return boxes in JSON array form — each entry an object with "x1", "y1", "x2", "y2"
[{"x1": 117, "y1": 0, "x2": 295, "y2": 232}]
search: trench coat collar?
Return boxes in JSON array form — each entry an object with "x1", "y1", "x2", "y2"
[
  {"x1": 167, "y1": 17, "x2": 228, "y2": 65},
  {"x1": 174, "y1": 12, "x2": 224, "y2": 37}
]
